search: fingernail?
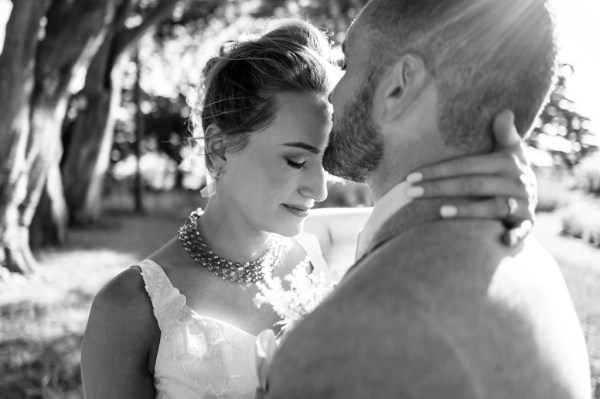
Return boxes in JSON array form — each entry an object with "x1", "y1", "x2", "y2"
[
  {"x1": 440, "y1": 205, "x2": 457, "y2": 218},
  {"x1": 502, "y1": 231, "x2": 519, "y2": 246},
  {"x1": 406, "y1": 186, "x2": 424, "y2": 197},
  {"x1": 406, "y1": 172, "x2": 423, "y2": 183}
]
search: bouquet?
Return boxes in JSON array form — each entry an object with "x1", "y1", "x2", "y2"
[{"x1": 254, "y1": 258, "x2": 334, "y2": 334}]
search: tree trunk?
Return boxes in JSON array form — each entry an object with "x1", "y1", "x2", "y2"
[
  {"x1": 133, "y1": 47, "x2": 145, "y2": 213},
  {"x1": 26, "y1": 0, "x2": 116, "y2": 243},
  {"x1": 30, "y1": 164, "x2": 69, "y2": 249},
  {"x1": 62, "y1": 37, "x2": 122, "y2": 225},
  {"x1": 62, "y1": 0, "x2": 180, "y2": 225},
  {"x1": 0, "y1": 0, "x2": 51, "y2": 274},
  {"x1": 0, "y1": 0, "x2": 115, "y2": 273}
]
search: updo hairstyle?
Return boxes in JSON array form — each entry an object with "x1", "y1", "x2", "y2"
[{"x1": 191, "y1": 19, "x2": 336, "y2": 175}]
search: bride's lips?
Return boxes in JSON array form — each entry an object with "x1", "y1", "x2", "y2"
[{"x1": 282, "y1": 204, "x2": 311, "y2": 218}]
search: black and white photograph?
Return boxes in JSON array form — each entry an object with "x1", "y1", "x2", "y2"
[{"x1": 0, "y1": 0, "x2": 598, "y2": 398}]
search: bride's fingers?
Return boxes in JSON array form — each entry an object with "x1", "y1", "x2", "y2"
[
  {"x1": 407, "y1": 111, "x2": 533, "y2": 183},
  {"x1": 438, "y1": 197, "x2": 533, "y2": 223},
  {"x1": 407, "y1": 176, "x2": 529, "y2": 200},
  {"x1": 406, "y1": 152, "x2": 523, "y2": 183},
  {"x1": 492, "y1": 110, "x2": 531, "y2": 166},
  {"x1": 502, "y1": 220, "x2": 534, "y2": 247},
  {"x1": 492, "y1": 110, "x2": 520, "y2": 150}
]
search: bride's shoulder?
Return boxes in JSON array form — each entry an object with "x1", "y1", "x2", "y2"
[
  {"x1": 83, "y1": 267, "x2": 160, "y2": 385},
  {"x1": 90, "y1": 267, "x2": 156, "y2": 331}
]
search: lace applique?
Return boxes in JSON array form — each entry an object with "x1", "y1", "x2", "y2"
[
  {"x1": 138, "y1": 259, "x2": 191, "y2": 338},
  {"x1": 136, "y1": 259, "x2": 258, "y2": 399}
]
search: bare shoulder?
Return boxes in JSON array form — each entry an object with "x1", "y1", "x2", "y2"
[
  {"x1": 90, "y1": 267, "x2": 154, "y2": 326},
  {"x1": 83, "y1": 267, "x2": 158, "y2": 354},
  {"x1": 81, "y1": 267, "x2": 158, "y2": 398}
]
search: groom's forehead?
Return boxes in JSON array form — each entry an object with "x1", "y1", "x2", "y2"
[
  {"x1": 343, "y1": 20, "x2": 370, "y2": 59},
  {"x1": 343, "y1": 21, "x2": 362, "y2": 53}
]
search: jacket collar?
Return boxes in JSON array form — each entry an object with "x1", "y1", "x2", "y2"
[{"x1": 343, "y1": 198, "x2": 447, "y2": 280}]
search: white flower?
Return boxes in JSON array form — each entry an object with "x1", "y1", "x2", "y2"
[{"x1": 254, "y1": 258, "x2": 334, "y2": 333}]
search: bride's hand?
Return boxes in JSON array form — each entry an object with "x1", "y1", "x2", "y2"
[{"x1": 405, "y1": 110, "x2": 536, "y2": 246}]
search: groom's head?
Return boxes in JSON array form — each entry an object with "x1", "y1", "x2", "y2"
[{"x1": 324, "y1": 0, "x2": 556, "y2": 188}]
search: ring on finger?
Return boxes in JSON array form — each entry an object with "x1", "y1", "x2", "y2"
[{"x1": 506, "y1": 196, "x2": 518, "y2": 218}]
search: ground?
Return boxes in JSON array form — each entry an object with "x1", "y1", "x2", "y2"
[{"x1": 0, "y1": 195, "x2": 598, "y2": 398}]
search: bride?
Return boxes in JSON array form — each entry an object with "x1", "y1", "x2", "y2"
[{"x1": 81, "y1": 19, "x2": 537, "y2": 399}]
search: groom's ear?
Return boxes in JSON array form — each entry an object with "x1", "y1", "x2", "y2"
[{"x1": 374, "y1": 54, "x2": 429, "y2": 125}]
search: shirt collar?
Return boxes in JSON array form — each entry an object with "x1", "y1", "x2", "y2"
[{"x1": 355, "y1": 180, "x2": 413, "y2": 260}]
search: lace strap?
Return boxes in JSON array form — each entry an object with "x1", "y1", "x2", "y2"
[
  {"x1": 136, "y1": 259, "x2": 190, "y2": 337},
  {"x1": 294, "y1": 233, "x2": 332, "y2": 282}
]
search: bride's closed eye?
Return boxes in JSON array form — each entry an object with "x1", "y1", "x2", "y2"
[{"x1": 286, "y1": 158, "x2": 308, "y2": 169}]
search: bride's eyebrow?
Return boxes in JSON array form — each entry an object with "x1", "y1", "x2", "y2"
[{"x1": 282, "y1": 142, "x2": 320, "y2": 154}]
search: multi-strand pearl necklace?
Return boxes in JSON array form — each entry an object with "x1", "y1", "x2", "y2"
[{"x1": 178, "y1": 209, "x2": 284, "y2": 284}]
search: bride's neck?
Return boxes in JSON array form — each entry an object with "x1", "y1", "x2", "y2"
[{"x1": 198, "y1": 196, "x2": 274, "y2": 263}]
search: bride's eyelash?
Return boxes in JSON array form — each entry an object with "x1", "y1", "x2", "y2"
[
  {"x1": 340, "y1": 62, "x2": 347, "y2": 71},
  {"x1": 286, "y1": 159, "x2": 307, "y2": 169}
]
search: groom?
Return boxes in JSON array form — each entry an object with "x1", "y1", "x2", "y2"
[{"x1": 262, "y1": 0, "x2": 591, "y2": 397}]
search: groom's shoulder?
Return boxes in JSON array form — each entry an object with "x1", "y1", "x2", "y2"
[
  {"x1": 378, "y1": 218, "x2": 549, "y2": 268},
  {"x1": 322, "y1": 221, "x2": 591, "y2": 398},
  {"x1": 360, "y1": 219, "x2": 519, "y2": 274}
]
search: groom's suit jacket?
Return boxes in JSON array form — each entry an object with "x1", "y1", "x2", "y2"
[{"x1": 264, "y1": 199, "x2": 591, "y2": 399}]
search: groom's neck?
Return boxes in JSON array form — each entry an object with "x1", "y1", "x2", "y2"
[{"x1": 368, "y1": 156, "x2": 413, "y2": 202}]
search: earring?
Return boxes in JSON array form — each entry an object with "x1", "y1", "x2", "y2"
[
  {"x1": 200, "y1": 181, "x2": 216, "y2": 198},
  {"x1": 200, "y1": 168, "x2": 222, "y2": 198}
]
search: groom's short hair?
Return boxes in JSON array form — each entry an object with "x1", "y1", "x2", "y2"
[{"x1": 362, "y1": 0, "x2": 557, "y2": 152}]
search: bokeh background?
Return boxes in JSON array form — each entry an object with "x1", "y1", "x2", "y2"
[{"x1": 0, "y1": 0, "x2": 599, "y2": 397}]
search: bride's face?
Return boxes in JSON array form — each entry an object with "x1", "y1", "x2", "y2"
[{"x1": 218, "y1": 91, "x2": 331, "y2": 236}]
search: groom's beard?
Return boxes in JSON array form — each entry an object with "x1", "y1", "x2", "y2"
[{"x1": 323, "y1": 83, "x2": 384, "y2": 184}]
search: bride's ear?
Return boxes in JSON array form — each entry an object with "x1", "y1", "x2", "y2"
[{"x1": 204, "y1": 124, "x2": 227, "y2": 177}]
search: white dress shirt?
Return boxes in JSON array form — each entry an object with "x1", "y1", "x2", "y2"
[{"x1": 355, "y1": 180, "x2": 413, "y2": 260}]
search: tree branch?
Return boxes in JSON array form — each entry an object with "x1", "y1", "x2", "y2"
[{"x1": 114, "y1": 0, "x2": 181, "y2": 57}]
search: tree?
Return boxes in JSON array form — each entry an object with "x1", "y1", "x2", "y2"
[
  {"x1": 0, "y1": 0, "x2": 114, "y2": 273},
  {"x1": 527, "y1": 64, "x2": 598, "y2": 170},
  {"x1": 61, "y1": 0, "x2": 181, "y2": 226},
  {"x1": 0, "y1": 0, "x2": 203, "y2": 274}
]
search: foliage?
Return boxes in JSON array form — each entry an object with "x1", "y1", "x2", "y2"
[
  {"x1": 573, "y1": 151, "x2": 600, "y2": 196},
  {"x1": 106, "y1": 2, "x2": 266, "y2": 190},
  {"x1": 252, "y1": 0, "x2": 366, "y2": 42},
  {"x1": 562, "y1": 200, "x2": 600, "y2": 247},
  {"x1": 527, "y1": 64, "x2": 598, "y2": 169},
  {"x1": 535, "y1": 171, "x2": 575, "y2": 213}
]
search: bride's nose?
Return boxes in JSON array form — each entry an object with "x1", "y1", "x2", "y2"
[{"x1": 299, "y1": 166, "x2": 328, "y2": 202}]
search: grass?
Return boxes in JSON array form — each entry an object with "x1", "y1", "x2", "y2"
[
  {"x1": 0, "y1": 190, "x2": 599, "y2": 398},
  {"x1": 0, "y1": 209, "x2": 184, "y2": 398},
  {"x1": 562, "y1": 200, "x2": 600, "y2": 247}
]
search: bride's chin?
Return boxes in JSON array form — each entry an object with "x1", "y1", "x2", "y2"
[{"x1": 272, "y1": 220, "x2": 304, "y2": 238}]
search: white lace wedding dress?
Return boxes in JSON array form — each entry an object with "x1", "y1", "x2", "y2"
[{"x1": 136, "y1": 233, "x2": 330, "y2": 399}]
